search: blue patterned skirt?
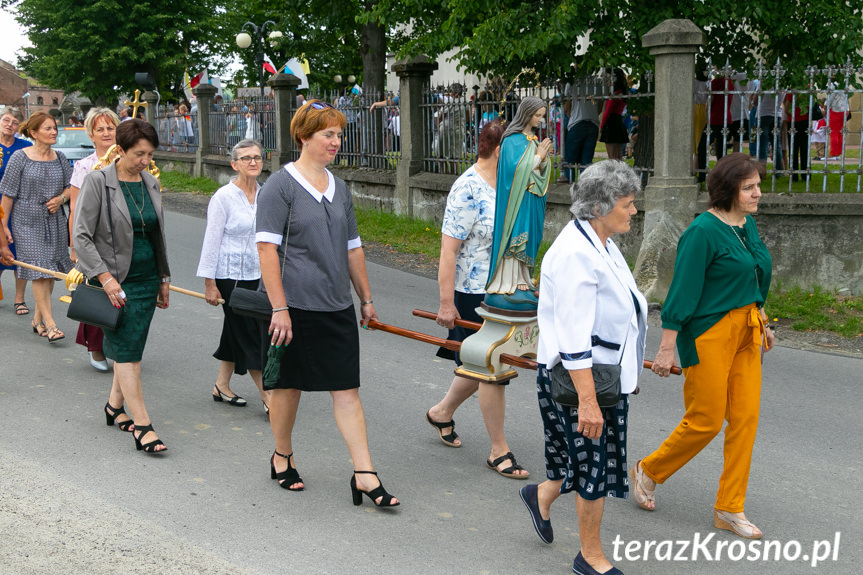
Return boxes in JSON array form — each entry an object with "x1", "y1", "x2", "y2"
[{"x1": 536, "y1": 364, "x2": 630, "y2": 500}]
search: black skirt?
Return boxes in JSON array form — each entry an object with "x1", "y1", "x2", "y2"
[
  {"x1": 214, "y1": 278, "x2": 263, "y2": 374},
  {"x1": 261, "y1": 305, "x2": 360, "y2": 391},
  {"x1": 600, "y1": 113, "x2": 629, "y2": 144}
]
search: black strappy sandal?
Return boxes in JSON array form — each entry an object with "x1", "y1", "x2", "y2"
[
  {"x1": 486, "y1": 451, "x2": 530, "y2": 479},
  {"x1": 425, "y1": 410, "x2": 460, "y2": 447},
  {"x1": 104, "y1": 402, "x2": 134, "y2": 432},
  {"x1": 132, "y1": 424, "x2": 167, "y2": 453},
  {"x1": 350, "y1": 470, "x2": 399, "y2": 507},
  {"x1": 270, "y1": 451, "x2": 304, "y2": 491}
]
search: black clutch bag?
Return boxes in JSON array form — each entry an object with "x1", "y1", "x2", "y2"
[
  {"x1": 229, "y1": 287, "x2": 272, "y2": 320},
  {"x1": 550, "y1": 361, "x2": 621, "y2": 408},
  {"x1": 67, "y1": 282, "x2": 123, "y2": 331}
]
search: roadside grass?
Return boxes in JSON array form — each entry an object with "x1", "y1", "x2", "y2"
[
  {"x1": 160, "y1": 171, "x2": 221, "y2": 196},
  {"x1": 355, "y1": 208, "x2": 441, "y2": 259},
  {"x1": 161, "y1": 170, "x2": 863, "y2": 338},
  {"x1": 765, "y1": 285, "x2": 863, "y2": 338}
]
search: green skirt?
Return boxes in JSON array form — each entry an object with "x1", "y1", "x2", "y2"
[{"x1": 103, "y1": 234, "x2": 160, "y2": 363}]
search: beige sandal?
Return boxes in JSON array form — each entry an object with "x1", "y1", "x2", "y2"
[
  {"x1": 714, "y1": 509, "x2": 762, "y2": 539},
  {"x1": 630, "y1": 459, "x2": 655, "y2": 511}
]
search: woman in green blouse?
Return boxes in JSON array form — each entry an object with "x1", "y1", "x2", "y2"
[{"x1": 631, "y1": 152, "x2": 774, "y2": 540}]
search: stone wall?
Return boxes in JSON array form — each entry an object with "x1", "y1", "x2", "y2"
[{"x1": 154, "y1": 149, "x2": 863, "y2": 295}]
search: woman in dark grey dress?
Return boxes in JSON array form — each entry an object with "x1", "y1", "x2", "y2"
[
  {"x1": 257, "y1": 100, "x2": 398, "y2": 507},
  {"x1": 0, "y1": 112, "x2": 73, "y2": 342}
]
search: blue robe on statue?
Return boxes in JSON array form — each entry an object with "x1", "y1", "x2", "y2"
[{"x1": 486, "y1": 132, "x2": 550, "y2": 298}]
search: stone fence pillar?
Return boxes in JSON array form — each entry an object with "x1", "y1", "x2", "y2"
[
  {"x1": 633, "y1": 19, "x2": 703, "y2": 301},
  {"x1": 141, "y1": 91, "x2": 158, "y2": 128},
  {"x1": 268, "y1": 73, "x2": 301, "y2": 172},
  {"x1": 392, "y1": 55, "x2": 438, "y2": 217},
  {"x1": 192, "y1": 83, "x2": 218, "y2": 177}
]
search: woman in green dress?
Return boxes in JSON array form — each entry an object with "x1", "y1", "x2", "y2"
[{"x1": 74, "y1": 119, "x2": 172, "y2": 454}]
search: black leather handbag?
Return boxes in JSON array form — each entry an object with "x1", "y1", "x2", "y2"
[
  {"x1": 228, "y1": 288, "x2": 272, "y2": 320},
  {"x1": 550, "y1": 361, "x2": 622, "y2": 408},
  {"x1": 67, "y1": 174, "x2": 124, "y2": 331},
  {"x1": 67, "y1": 282, "x2": 123, "y2": 330}
]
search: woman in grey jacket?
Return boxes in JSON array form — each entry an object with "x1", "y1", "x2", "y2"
[{"x1": 74, "y1": 119, "x2": 171, "y2": 454}]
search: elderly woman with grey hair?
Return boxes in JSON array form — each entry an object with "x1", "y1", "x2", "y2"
[
  {"x1": 519, "y1": 159, "x2": 647, "y2": 575},
  {"x1": 196, "y1": 139, "x2": 271, "y2": 412}
]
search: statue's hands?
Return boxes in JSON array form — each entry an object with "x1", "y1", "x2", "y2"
[{"x1": 537, "y1": 138, "x2": 553, "y2": 162}]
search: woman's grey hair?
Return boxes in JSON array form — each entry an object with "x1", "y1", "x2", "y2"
[
  {"x1": 230, "y1": 139, "x2": 263, "y2": 161},
  {"x1": 83, "y1": 107, "x2": 120, "y2": 137},
  {"x1": 570, "y1": 160, "x2": 640, "y2": 220},
  {"x1": 502, "y1": 96, "x2": 546, "y2": 140}
]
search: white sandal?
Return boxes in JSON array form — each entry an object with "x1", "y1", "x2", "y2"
[
  {"x1": 714, "y1": 509, "x2": 762, "y2": 539},
  {"x1": 630, "y1": 459, "x2": 655, "y2": 511}
]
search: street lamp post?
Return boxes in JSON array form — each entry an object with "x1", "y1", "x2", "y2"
[{"x1": 236, "y1": 21, "x2": 283, "y2": 143}]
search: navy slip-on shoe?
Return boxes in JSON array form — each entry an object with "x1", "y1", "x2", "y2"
[
  {"x1": 519, "y1": 484, "x2": 553, "y2": 544},
  {"x1": 572, "y1": 552, "x2": 624, "y2": 575}
]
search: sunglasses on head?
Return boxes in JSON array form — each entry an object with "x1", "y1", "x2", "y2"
[{"x1": 309, "y1": 101, "x2": 334, "y2": 110}]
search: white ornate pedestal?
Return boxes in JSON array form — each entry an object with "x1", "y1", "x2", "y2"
[{"x1": 455, "y1": 305, "x2": 539, "y2": 383}]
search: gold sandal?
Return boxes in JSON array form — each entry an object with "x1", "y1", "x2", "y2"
[
  {"x1": 630, "y1": 459, "x2": 656, "y2": 511},
  {"x1": 46, "y1": 325, "x2": 65, "y2": 343},
  {"x1": 714, "y1": 509, "x2": 762, "y2": 539}
]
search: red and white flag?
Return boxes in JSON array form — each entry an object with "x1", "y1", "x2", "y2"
[
  {"x1": 263, "y1": 54, "x2": 277, "y2": 75},
  {"x1": 190, "y1": 69, "x2": 208, "y2": 89}
]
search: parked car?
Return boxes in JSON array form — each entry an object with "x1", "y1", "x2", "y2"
[{"x1": 53, "y1": 126, "x2": 94, "y2": 165}]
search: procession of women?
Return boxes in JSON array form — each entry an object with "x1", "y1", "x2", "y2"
[{"x1": 1, "y1": 91, "x2": 783, "y2": 575}]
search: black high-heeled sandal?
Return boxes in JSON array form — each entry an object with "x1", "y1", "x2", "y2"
[
  {"x1": 270, "y1": 451, "x2": 303, "y2": 491},
  {"x1": 350, "y1": 471, "x2": 399, "y2": 507},
  {"x1": 104, "y1": 402, "x2": 134, "y2": 432},
  {"x1": 132, "y1": 424, "x2": 167, "y2": 453}
]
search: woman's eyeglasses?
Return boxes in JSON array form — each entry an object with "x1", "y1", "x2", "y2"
[
  {"x1": 309, "y1": 102, "x2": 334, "y2": 110},
  {"x1": 237, "y1": 155, "x2": 263, "y2": 164}
]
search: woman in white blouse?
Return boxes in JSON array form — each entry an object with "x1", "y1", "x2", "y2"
[
  {"x1": 519, "y1": 160, "x2": 647, "y2": 575},
  {"x1": 197, "y1": 139, "x2": 271, "y2": 412}
]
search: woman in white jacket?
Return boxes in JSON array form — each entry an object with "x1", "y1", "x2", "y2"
[{"x1": 519, "y1": 160, "x2": 647, "y2": 575}]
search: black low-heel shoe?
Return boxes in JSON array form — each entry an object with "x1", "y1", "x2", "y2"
[
  {"x1": 350, "y1": 470, "x2": 399, "y2": 507},
  {"x1": 270, "y1": 451, "x2": 303, "y2": 491},
  {"x1": 104, "y1": 402, "x2": 134, "y2": 432},
  {"x1": 132, "y1": 424, "x2": 167, "y2": 454},
  {"x1": 212, "y1": 386, "x2": 247, "y2": 406}
]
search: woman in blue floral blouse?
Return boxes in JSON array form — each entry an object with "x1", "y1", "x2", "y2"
[{"x1": 424, "y1": 119, "x2": 529, "y2": 479}]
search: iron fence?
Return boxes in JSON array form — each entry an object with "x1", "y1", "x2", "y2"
[
  {"x1": 209, "y1": 98, "x2": 275, "y2": 157},
  {"x1": 420, "y1": 81, "x2": 568, "y2": 177},
  {"x1": 154, "y1": 105, "x2": 198, "y2": 153},
  {"x1": 700, "y1": 57, "x2": 863, "y2": 192},
  {"x1": 295, "y1": 90, "x2": 401, "y2": 169},
  {"x1": 566, "y1": 71, "x2": 655, "y2": 183},
  {"x1": 421, "y1": 74, "x2": 654, "y2": 184}
]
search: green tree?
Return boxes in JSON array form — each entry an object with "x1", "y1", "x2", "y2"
[
  {"x1": 5, "y1": 0, "x2": 222, "y2": 104},
  {"x1": 370, "y1": 0, "x2": 863, "y2": 83},
  {"x1": 223, "y1": 0, "x2": 395, "y2": 97}
]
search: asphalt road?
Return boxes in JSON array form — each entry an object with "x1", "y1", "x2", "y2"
[{"x1": 0, "y1": 208, "x2": 860, "y2": 575}]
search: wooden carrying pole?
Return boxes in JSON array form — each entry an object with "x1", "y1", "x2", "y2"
[
  {"x1": 410, "y1": 308, "x2": 683, "y2": 375},
  {"x1": 11, "y1": 260, "x2": 224, "y2": 304}
]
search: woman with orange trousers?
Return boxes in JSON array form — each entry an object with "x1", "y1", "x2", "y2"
[{"x1": 631, "y1": 152, "x2": 774, "y2": 540}]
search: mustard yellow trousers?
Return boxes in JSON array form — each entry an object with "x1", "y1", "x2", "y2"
[{"x1": 642, "y1": 304, "x2": 764, "y2": 513}]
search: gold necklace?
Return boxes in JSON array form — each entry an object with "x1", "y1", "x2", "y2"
[{"x1": 120, "y1": 180, "x2": 147, "y2": 230}]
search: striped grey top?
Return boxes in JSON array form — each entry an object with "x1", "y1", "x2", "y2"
[{"x1": 256, "y1": 163, "x2": 361, "y2": 312}]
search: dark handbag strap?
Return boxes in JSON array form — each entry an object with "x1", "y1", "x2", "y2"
[
  {"x1": 256, "y1": 177, "x2": 293, "y2": 295},
  {"x1": 573, "y1": 220, "x2": 633, "y2": 367}
]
